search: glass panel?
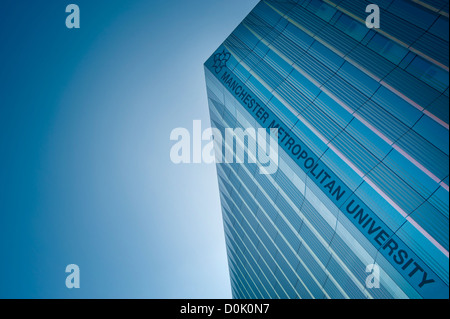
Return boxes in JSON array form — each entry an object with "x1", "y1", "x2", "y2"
[
  {"x1": 337, "y1": 62, "x2": 380, "y2": 97},
  {"x1": 371, "y1": 86, "x2": 422, "y2": 127},
  {"x1": 307, "y1": 0, "x2": 337, "y2": 22},
  {"x1": 314, "y1": 91, "x2": 353, "y2": 128},
  {"x1": 407, "y1": 56, "x2": 449, "y2": 93},
  {"x1": 383, "y1": 148, "x2": 440, "y2": 199},
  {"x1": 389, "y1": 0, "x2": 437, "y2": 30},
  {"x1": 320, "y1": 148, "x2": 363, "y2": 192},
  {"x1": 345, "y1": 117, "x2": 391, "y2": 159},
  {"x1": 429, "y1": 16, "x2": 450, "y2": 41},
  {"x1": 428, "y1": 186, "x2": 450, "y2": 219},
  {"x1": 264, "y1": 48, "x2": 293, "y2": 79},
  {"x1": 308, "y1": 40, "x2": 344, "y2": 72},
  {"x1": 246, "y1": 75, "x2": 273, "y2": 104},
  {"x1": 414, "y1": 115, "x2": 449, "y2": 155},
  {"x1": 282, "y1": 22, "x2": 315, "y2": 51},
  {"x1": 367, "y1": 33, "x2": 409, "y2": 65},
  {"x1": 334, "y1": 14, "x2": 369, "y2": 42}
]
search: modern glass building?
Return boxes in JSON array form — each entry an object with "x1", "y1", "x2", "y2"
[{"x1": 204, "y1": 0, "x2": 449, "y2": 299}]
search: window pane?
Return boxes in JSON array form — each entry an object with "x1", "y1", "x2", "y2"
[
  {"x1": 334, "y1": 14, "x2": 368, "y2": 42},
  {"x1": 307, "y1": 0, "x2": 337, "y2": 22},
  {"x1": 367, "y1": 33, "x2": 408, "y2": 65},
  {"x1": 407, "y1": 56, "x2": 449, "y2": 93}
]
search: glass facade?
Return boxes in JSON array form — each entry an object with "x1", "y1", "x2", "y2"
[{"x1": 205, "y1": 0, "x2": 449, "y2": 299}]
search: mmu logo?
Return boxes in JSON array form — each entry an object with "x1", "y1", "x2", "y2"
[{"x1": 212, "y1": 50, "x2": 231, "y2": 74}]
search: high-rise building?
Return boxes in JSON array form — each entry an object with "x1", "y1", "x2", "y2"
[{"x1": 204, "y1": 0, "x2": 449, "y2": 299}]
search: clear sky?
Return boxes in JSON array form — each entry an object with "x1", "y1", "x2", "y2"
[{"x1": 0, "y1": 0, "x2": 259, "y2": 298}]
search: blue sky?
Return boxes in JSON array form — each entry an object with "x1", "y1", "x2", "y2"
[{"x1": 0, "y1": 0, "x2": 259, "y2": 298}]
